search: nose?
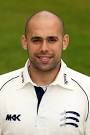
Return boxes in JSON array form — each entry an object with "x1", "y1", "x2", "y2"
[{"x1": 40, "y1": 40, "x2": 49, "y2": 52}]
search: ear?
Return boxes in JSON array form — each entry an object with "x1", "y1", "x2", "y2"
[
  {"x1": 62, "y1": 34, "x2": 69, "y2": 50},
  {"x1": 21, "y1": 35, "x2": 28, "y2": 50}
]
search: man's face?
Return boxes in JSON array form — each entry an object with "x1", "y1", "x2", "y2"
[{"x1": 22, "y1": 18, "x2": 68, "y2": 72}]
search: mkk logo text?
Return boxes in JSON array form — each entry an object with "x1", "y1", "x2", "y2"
[{"x1": 6, "y1": 114, "x2": 21, "y2": 121}]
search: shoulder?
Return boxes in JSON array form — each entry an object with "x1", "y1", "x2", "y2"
[
  {"x1": 67, "y1": 67, "x2": 89, "y2": 83},
  {"x1": 61, "y1": 60, "x2": 90, "y2": 85},
  {"x1": 0, "y1": 68, "x2": 23, "y2": 81},
  {"x1": 67, "y1": 67, "x2": 90, "y2": 96},
  {"x1": 66, "y1": 67, "x2": 90, "y2": 118},
  {"x1": 0, "y1": 68, "x2": 23, "y2": 91}
]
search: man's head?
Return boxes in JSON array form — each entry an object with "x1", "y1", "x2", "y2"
[
  {"x1": 21, "y1": 10, "x2": 69, "y2": 72},
  {"x1": 24, "y1": 10, "x2": 64, "y2": 37}
]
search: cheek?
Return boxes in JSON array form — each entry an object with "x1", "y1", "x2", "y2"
[
  {"x1": 27, "y1": 45, "x2": 40, "y2": 59},
  {"x1": 27, "y1": 45, "x2": 33, "y2": 58},
  {"x1": 52, "y1": 45, "x2": 63, "y2": 55},
  {"x1": 53, "y1": 45, "x2": 63, "y2": 60},
  {"x1": 27, "y1": 45, "x2": 36, "y2": 54}
]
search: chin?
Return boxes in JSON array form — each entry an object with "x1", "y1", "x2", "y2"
[{"x1": 37, "y1": 65, "x2": 56, "y2": 72}]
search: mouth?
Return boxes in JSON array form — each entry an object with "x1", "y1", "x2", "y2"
[{"x1": 37, "y1": 55, "x2": 53, "y2": 64}]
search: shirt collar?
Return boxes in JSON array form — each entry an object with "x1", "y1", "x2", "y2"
[
  {"x1": 21, "y1": 59, "x2": 37, "y2": 87},
  {"x1": 50, "y1": 60, "x2": 74, "y2": 90},
  {"x1": 21, "y1": 59, "x2": 74, "y2": 90}
]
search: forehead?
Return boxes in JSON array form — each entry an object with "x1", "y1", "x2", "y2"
[{"x1": 27, "y1": 17, "x2": 63, "y2": 36}]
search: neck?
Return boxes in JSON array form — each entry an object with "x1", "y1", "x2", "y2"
[{"x1": 28, "y1": 62, "x2": 61, "y2": 86}]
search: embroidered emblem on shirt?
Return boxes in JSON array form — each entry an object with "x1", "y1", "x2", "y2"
[
  {"x1": 6, "y1": 114, "x2": 21, "y2": 121},
  {"x1": 60, "y1": 110, "x2": 80, "y2": 128},
  {"x1": 21, "y1": 72, "x2": 24, "y2": 83},
  {"x1": 64, "y1": 74, "x2": 68, "y2": 84}
]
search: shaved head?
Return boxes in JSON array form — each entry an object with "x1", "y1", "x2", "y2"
[
  {"x1": 25, "y1": 10, "x2": 64, "y2": 37},
  {"x1": 21, "y1": 10, "x2": 69, "y2": 76}
]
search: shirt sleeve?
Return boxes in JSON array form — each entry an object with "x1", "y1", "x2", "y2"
[
  {"x1": 0, "y1": 87, "x2": 5, "y2": 135},
  {"x1": 85, "y1": 112, "x2": 90, "y2": 135},
  {"x1": 84, "y1": 79, "x2": 90, "y2": 135},
  {"x1": 0, "y1": 103, "x2": 3, "y2": 135}
]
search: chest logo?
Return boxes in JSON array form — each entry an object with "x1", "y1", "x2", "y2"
[
  {"x1": 60, "y1": 111, "x2": 80, "y2": 128},
  {"x1": 6, "y1": 114, "x2": 21, "y2": 121}
]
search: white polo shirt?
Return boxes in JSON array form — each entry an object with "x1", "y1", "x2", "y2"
[{"x1": 0, "y1": 60, "x2": 90, "y2": 135}]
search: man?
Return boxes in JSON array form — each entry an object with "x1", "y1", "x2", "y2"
[{"x1": 0, "y1": 10, "x2": 90, "y2": 135}]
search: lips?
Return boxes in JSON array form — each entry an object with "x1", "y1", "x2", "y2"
[{"x1": 37, "y1": 55, "x2": 52, "y2": 64}]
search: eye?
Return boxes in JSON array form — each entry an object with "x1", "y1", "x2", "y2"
[
  {"x1": 47, "y1": 36, "x2": 58, "y2": 43},
  {"x1": 30, "y1": 36, "x2": 43, "y2": 43}
]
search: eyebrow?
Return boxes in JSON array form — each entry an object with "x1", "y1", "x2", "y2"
[
  {"x1": 31, "y1": 36, "x2": 42, "y2": 39},
  {"x1": 30, "y1": 36, "x2": 59, "y2": 40}
]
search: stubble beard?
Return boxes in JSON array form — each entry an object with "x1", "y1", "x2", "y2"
[{"x1": 29, "y1": 56, "x2": 61, "y2": 73}]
